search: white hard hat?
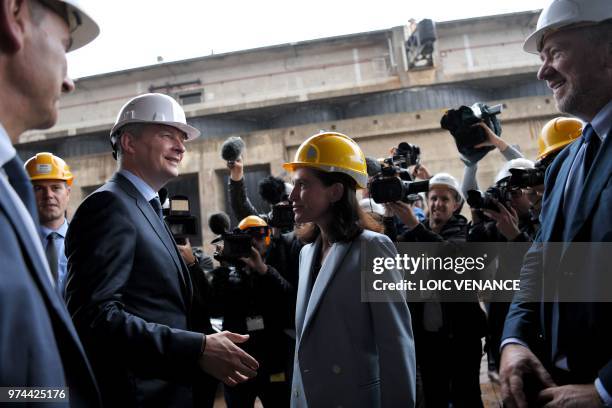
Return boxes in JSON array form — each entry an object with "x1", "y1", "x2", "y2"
[
  {"x1": 495, "y1": 158, "x2": 535, "y2": 184},
  {"x1": 110, "y1": 93, "x2": 201, "y2": 141},
  {"x1": 428, "y1": 173, "x2": 464, "y2": 202},
  {"x1": 47, "y1": 0, "x2": 99, "y2": 51},
  {"x1": 359, "y1": 198, "x2": 385, "y2": 216},
  {"x1": 524, "y1": 0, "x2": 612, "y2": 54}
]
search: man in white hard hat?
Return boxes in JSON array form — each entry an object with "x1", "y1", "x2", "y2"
[
  {"x1": 0, "y1": 0, "x2": 101, "y2": 404},
  {"x1": 501, "y1": 0, "x2": 612, "y2": 406},
  {"x1": 65, "y1": 93, "x2": 259, "y2": 406},
  {"x1": 387, "y1": 173, "x2": 487, "y2": 407}
]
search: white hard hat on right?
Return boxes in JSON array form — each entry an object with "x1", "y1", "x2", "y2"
[
  {"x1": 523, "y1": 0, "x2": 612, "y2": 54},
  {"x1": 495, "y1": 158, "x2": 535, "y2": 184}
]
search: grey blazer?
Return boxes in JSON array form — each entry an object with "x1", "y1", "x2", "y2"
[{"x1": 292, "y1": 229, "x2": 416, "y2": 407}]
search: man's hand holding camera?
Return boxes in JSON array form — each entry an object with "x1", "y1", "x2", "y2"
[
  {"x1": 240, "y1": 247, "x2": 268, "y2": 275},
  {"x1": 482, "y1": 199, "x2": 521, "y2": 241},
  {"x1": 386, "y1": 201, "x2": 420, "y2": 230},
  {"x1": 177, "y1": 238, "x2": 197, "y2": 266}
]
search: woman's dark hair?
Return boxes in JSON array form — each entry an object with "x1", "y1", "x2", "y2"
[{"x1": 296, "y1": 169, "x2": 383, "y2": 244}]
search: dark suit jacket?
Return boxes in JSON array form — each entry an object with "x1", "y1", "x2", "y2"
[
  {"x1": 503, "y1": 122, "x2": 612, "y2": 392},
  {"x1": 0, "y1": 162, "x2": 100, "y2": 407},
  {"x1": 65, "y1": 173, "x2": 203, "y2": 407}
]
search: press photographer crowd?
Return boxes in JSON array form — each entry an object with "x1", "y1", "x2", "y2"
[{"x1": 1, "y1": 0, "x2": 611, "y2": 407}]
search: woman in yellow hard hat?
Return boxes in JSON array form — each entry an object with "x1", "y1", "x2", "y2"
[{"x1": 283, "y1": 131, "x2": 415, "y2": 407}]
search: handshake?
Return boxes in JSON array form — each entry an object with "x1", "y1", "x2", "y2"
[{"x1": 198, "y1": 331, "x2": 259, "y2": 386}]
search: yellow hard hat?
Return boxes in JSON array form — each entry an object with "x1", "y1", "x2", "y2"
[
  {"x1": 282, "y1": 131, "x2": 368, "y2": 189},
  {"x1": 537, "y1": 117, "x2": 582, "y2": 161},
  {"x1": 24, "y1": 152, "x2": 74, "y2": 186},
  {"x1": 238, "y1": 215, "x2": 270, "y2": 246}
]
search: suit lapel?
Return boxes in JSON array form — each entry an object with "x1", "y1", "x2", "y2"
[
  {"x1": 563, "y1": 133, "x2": 612, "y2": 242},
  {"x1": 541, "y1": 141, "x2": 581, "y2": 241},
  {"x1": 301, "y1": 240, "x2": 353, "y2": 338},
  {"x1": 0, "y1": 180, "x2": 91, "y2": 362},
  {"x1": 112, "y1": 174, "x2": 189, "y2": 308},
  {"x1": 295, "y1": 240, "x2": 317, "y2": 341}
]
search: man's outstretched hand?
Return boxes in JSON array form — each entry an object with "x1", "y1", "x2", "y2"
[{"x1": 198, "y1": 331, "x2": 259, "y2": 386}]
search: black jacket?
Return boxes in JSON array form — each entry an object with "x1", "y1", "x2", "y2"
[
  {"x1": 400, "y1": 214, "x2": 487, "y2": 339},
  {"x1": 66, "y1": 173, "x2": 203, "y2": 407}
]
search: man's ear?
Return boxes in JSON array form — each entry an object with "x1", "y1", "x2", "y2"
[
  {"x1": 329, "y1": 182, "x2": 345, "y2": 203},
  {"x1": 119, "y1": 132, "x2": 138, "y2": 155},
  {"x1": 0, "y1": 0, "x2": 27, "y2": 54}
]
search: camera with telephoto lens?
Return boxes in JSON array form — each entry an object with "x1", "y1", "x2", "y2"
[
  {"x1": 466, "y1": 184, "x2": 510, "y2": 213},
  {"x1": 441, "y1": 102, "x2": 503, "y2": 154},
  {"x1": 368, "y1": 142, "x2": 428, "y2": 204},
  {"x1": 268, "y1": 203, "x2": 295, "y2": 229},
  {"x1": 163, "y1": 195, "x2": 198, "y2": 245},
  {"x1": 508, "y1": 166, "x2": 546, "y2": 189}
]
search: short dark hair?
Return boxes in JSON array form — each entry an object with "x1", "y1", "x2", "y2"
[
  {"x1": 296, "y1": 169, "x2": 383, "y2": 244},
  {"x1": 113, "y1": 124, "x2": 145, "y2": 158}
]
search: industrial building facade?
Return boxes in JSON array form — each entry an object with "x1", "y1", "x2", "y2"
[{"x1": 17, "y1": 10, "x2": 560, "y2": 245}]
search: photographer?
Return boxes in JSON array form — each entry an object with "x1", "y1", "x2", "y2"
[
  {"x1": 467, "y1": 159, "x2": 538, "y2": 382},
  {"x1": 210, "y1": 215, "x2": 293, "y2": 407},
  {"x1": 387, "y1": 173, "x2": 486, "y2": 408}
]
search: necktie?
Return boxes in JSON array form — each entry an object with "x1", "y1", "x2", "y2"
[
  {"x1": 149, "y1": 196, "x2": 163, "y2": 220},
  {"x1": 3, "y1": 155, "x2": 38, "y2": 220},
  {"x1": 562, "y1": 125, "x2": 600, "y2": 241},
  {"x1": 45, "y1": 232, "x2": 59, "y2": 282}
]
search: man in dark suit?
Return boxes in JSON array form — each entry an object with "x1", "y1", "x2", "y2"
[
  {"x1": 0, "y1": 0, "x2": 101, "y2": 405},
  {"x1": 65, "y1": 93, "x2": 259, "y2": 406},
  {"x1": 500, "y1": 1, "x2": 612, "y2": 407}
]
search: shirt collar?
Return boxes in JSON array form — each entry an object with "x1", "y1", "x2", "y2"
[
  {"x1": 589, "y1": 98, "x2": 612, "y2": 142},
  {"x1": 118, "y1": 169, "x2": 158, "y2": 202},
  {"x1": 0, "y1": 122, "x2": 17, "y2": 168},
  {"x1": 40, "y1": 218, "x2": 68, "y2": 239}
]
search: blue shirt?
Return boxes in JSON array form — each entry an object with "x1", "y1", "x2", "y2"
[
  {"x1": 40, "y1": 218, "x2": 69, "y2": 294},
  {"x1": 118, "y1": 169, "x2": 158, "y2": 202}
]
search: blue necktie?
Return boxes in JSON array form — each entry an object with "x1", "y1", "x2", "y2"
[
  {"x1": 3, "y1": 155, "x2": 38, "y2": 221},
  {"x1": 149, "y1": 196, "x2": 163, "y2": 220},
  {"x1": 561, "y1": 125, "x2": 600, "y2": 241},
  {"x1": 45, "y1": 232, "x2": 59, "y2": 282}
]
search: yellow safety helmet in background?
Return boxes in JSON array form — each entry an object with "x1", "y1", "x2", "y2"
[
  {"x1": 282, "y1": 131, "x2": 368, "y2": 189},
  {"x1": 537, "y1": 117, "x2": 582, "y2": 161},
  {"x1": 25, "y1": 152, "x2": 74, "y2": 186},
  {"x1": 238, "y1": 215, "x2": 271, "y2": 246}
]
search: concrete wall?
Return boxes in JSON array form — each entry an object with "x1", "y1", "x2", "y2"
[{"x1": 22, "y1": 10, "x2": 562, "y2": 249}]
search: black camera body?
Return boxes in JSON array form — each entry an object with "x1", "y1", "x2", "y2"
[
  {"x1": 467, "y1": 184, "x2": 510, "y2": 213},
  {"x1": 164, "y1": 195, "x2": 198, "y2": 245},
  {"x1": 394, "y1": 142, "x2": 421, "y2": 168},
  {"x1": 268, "y1": 203, "x2": 295, "y2": 229},
  {"x1": 368, "y1": 143, "x2": 428, "y2": 204},
  {"x1": 369, "y1": 176, "x2": 429, "y2": 204},
  {"x1": 213, "y1": 229, "x2": 253, "y2": 265},
  {"x1": 508, "y1": 167, "x2": 546, "y2": 189},
  {"x1": 441, "y1": 102, "x2": 503, "y2": 163}
]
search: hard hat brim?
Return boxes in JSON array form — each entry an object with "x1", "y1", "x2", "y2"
[
  {"x1": 536, "y1": 139, "x2": 577, "y2": 160},
  {"x1": 283, "y1": 161, "x2": 368, "y2": 189},
  {"x1": 111, "y1": 119, "x2": 201, "y2": 140},
  {"x1": 65, "y1": 3, "x2": 100, "y2": 52}
]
